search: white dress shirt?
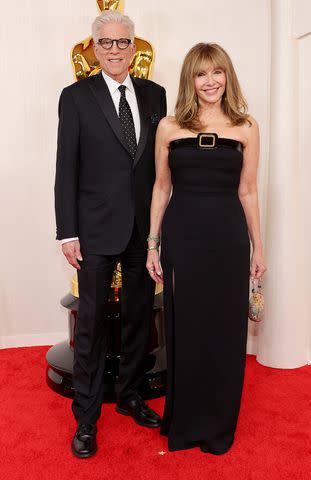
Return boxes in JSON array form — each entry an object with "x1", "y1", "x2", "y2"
[
  {"x1": 102, "y1": 70, "x2": 140, "y2": 142},
  {"x1": 61, "y1": 70, "x2": 141, "y2": 245}
]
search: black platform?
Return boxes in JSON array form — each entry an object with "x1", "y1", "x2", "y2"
[{"x1": 46, "y1": 290, "x2": 167, "y2": 402}]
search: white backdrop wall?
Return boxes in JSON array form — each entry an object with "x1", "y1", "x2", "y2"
[
  {"x1": 0, "y1": 0, "x2": 308, "y2": 368},
  {"x1": 297, "y1": 11, "x2": 311, "y2": 368}
]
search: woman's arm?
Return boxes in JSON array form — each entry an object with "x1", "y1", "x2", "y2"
[
  {"x1": 146, "y1": 118, "x2": 173, "y2": 283},
  {"x1": 238, "y1": 117, "x2": 267, "y2": 279}
]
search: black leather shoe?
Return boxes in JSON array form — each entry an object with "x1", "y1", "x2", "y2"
[
  {"x1": 71, "y1": 424, "x2": 97, "y2": 458},
  {"x1": 116, "y1": 395, "x2": 161, "y2": 428}
]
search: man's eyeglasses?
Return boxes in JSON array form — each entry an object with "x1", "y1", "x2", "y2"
[{"x1": 97, "y1": 38, "x2": 132, "y2": 50}]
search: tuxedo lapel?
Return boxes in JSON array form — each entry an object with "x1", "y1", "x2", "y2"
[
  {"x1": 132, "y1": 77, "x2": 151, "y2": 168},
  {"x1": 88, "y1": 73, "x2": 131, "y2": 156}
]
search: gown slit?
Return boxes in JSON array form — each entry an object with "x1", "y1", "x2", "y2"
[{"x1": 160, "y1": 261, "x2": 176, "y2": 436}]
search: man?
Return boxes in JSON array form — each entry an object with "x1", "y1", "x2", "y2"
[{"x1": 55, "y1": 10, "x2": 167, "y2": 458}]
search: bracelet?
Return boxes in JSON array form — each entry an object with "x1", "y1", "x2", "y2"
[
  {"x1": 147, "y1": 246, "x2": 159, "y2": 251},
  {"x1": 147, "y1": 235, "x2": 160, "y2": 243}
]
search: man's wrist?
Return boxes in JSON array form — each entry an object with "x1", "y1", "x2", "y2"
[{"x1": 60, "y1": 237, "x2": 79, "y2": 245}]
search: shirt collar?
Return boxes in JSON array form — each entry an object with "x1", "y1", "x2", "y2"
[{"x1": 101, "y1": 70, "x2": 134, "y2": 95}]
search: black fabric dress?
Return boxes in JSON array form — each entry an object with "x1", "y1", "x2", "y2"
[{"x1": 160, "y1": 135, "x2": 250, "y2": 454}]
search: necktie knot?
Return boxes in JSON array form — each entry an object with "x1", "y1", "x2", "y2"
[{"x1": 118, "y1": 85, "x2": 126, "y2": 97}]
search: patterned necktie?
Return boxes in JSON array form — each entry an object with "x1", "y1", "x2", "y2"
[{"x1": 118, "y1": 85, "x2": 137, "y2": 159}]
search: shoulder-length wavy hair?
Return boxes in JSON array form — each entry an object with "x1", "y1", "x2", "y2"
[{"x1": 175, "y1": 43, "x2": 249, "y2": 131}]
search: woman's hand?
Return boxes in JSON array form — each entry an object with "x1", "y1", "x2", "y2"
[
  {"x1": 146, "y1": 250, "x2": 163, "y2": 283},
  {"x1": 250, "y1": 250, "x2": 267, "y2": 279}
]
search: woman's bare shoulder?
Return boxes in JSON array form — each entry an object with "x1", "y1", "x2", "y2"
[
  {"x1": 238, "y1": 115, "x2": 259, "y2": 144},
  {"x1": 157, "y1": 116, "x2": 181, "y2": 142},
  {"x1": 243, "y1": 115, "x2": 259, "y2": 131},
  {"x1": 158, "y1": 115, "x2": 178, "y2": 129}
]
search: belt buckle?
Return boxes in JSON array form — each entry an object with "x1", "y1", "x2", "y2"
[{"x1": 198, "y1": 133, "x2": 218, "y2": 148}]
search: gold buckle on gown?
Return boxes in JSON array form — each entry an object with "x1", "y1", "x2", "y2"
[{"x1": 198, "y1": 133, "x2": 218, "y2": 148}]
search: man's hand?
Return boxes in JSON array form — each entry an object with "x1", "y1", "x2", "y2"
[{"x1": 62, "y1": 240, "x2": 83, "y2": 270}]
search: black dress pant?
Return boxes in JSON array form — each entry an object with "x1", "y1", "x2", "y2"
[{"x1": 72, "y1": 223, "x2": 155, "y2": 424}]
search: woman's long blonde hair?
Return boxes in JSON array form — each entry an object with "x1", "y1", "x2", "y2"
[{"x1": 175, "y1": 43, "x2": 249, "y2": 131}]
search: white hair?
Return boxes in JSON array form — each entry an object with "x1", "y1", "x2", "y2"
[{"x1": 92, "y1": 10, "x2": 135, "y2": 42}]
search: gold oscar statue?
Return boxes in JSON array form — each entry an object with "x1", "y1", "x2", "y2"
[
  {"x1": 70, "y1": 1, "x2": 160, "y2": 295},
  {"x1": 71, "y1": 0, "x2": 154, "y2": 81}
]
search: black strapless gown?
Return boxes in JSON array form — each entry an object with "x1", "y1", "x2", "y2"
[{"x1": 160, "y1": 135, "x2": 250, "y2": 454}]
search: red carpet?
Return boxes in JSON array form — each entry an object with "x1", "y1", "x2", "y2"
[{"x1": 0, "y1": 347, "x2": 311, "y2": 480}]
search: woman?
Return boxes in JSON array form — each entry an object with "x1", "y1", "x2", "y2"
[{"x1": 146, "y1": 43, "x2": 267, "y2": 454}]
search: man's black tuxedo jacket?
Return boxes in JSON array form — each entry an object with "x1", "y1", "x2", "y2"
[{"x1": 55, "y1": 73, "x2": 167, "y2": 254}]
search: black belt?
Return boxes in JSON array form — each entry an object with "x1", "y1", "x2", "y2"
[{"x1": 170, "y1": 133, "x2": 243, "y2": 153}]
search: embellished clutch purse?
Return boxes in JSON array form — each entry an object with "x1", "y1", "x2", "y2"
[{"x1": 249, "y1": 279, "x2": 264, "y2": 322}]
